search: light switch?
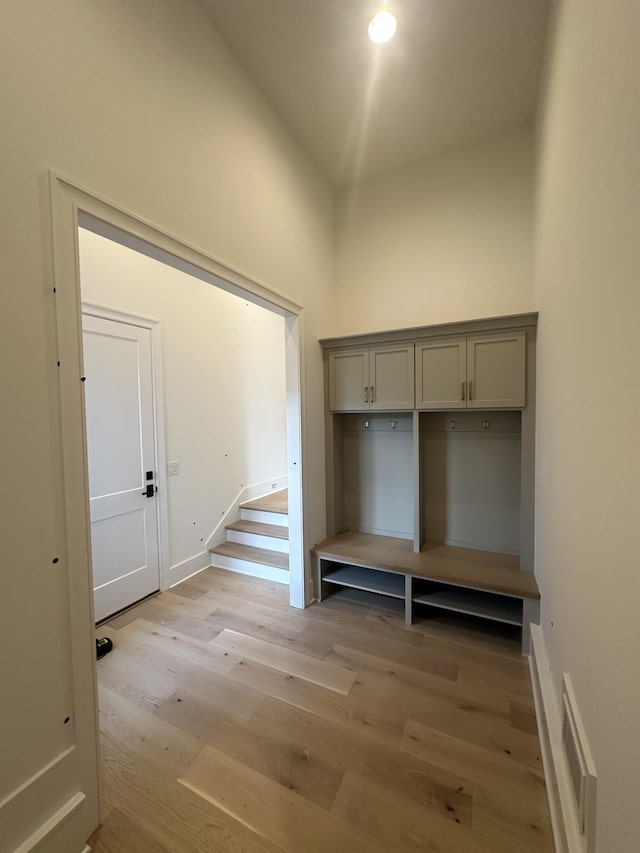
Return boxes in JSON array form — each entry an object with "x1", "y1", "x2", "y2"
[{"x1": 167, "y1": 460, "x2": 180, "y2": 476}]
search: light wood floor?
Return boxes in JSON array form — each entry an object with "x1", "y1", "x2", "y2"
[{"x1": 89, "y1": 568, "x2": 553, "y2": 852}]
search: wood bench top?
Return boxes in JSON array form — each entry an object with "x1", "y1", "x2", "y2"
[{"x1": 312, "y1": 531, "x2": 540, "y2": 600}]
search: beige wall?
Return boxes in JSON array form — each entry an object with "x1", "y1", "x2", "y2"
[
  {"x1": 79, "y1": 228, "x2": 287, "y2": 578},
  {"x1": 534, "y1": 0, "x2": 640, "y2": 849},
  {"x1": 334, "y1": 128, "x2": 535, "y2": 336},
  {"x1": 4, "y1": 0, "x2": 638, "y2": 848},
  {"x1": 0, "y1": 0, "x2": 332, "y2": 848}
]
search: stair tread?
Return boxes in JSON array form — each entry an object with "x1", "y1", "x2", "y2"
[
  {"x1": 226, "y1": 520, "x2": 289, "y2": 540},
  {"x1": 240, "y1": 488, "x2": 288, "y2": 514},
  {"x1": 210, "y1": 542, "x2": 289, "y2": 570}
]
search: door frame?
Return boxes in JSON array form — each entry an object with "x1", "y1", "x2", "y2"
[
  {"x1": 81, "y1": 304, "x2": 168, "y2": 596},
  {"x1": 48, "y1": 171, "x2": 307, "y2": 821}
]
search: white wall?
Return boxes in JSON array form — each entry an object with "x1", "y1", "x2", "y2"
[
  {"x1": 79, "y1": 228, "x2": 287, "y2": 579},
  {"x1": 334, "y1": 128, "x2": 536, "y2": 336},
  {"x1": 534, "y1": 0, "x2": 640, "y2": 849},
  {"x1": 6, "y1": 0, "x2": 637, "y2": 850},
  {"x1": 0, "y1": 0, "x2": 332, "y2": 848}
]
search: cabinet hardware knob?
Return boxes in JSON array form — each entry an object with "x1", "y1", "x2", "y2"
[
  {"x1": 469, "y1": 380, "x2": 473, "y2": 401},
  {"x1": 371, "y1": 385, "x2": 375, "y2": 403},
  {"x1": 462, "y1": 381, "x2": 465, "y2": 401},
  {"x1": 364, "y1": 386, "x2": 369, "y2": 403}
]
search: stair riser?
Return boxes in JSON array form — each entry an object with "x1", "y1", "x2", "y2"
[
  {"x1": 226, "y1": 529, "x2": 289, "y2": 553},
  {"x1": 210, "y1": 554, "x2": 289, "y2": 585},
  {"x1": 240, "y1": 508, "x2": 289, "y2": 527}
]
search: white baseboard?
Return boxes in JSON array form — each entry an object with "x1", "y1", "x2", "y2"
[
  {"x1": 529, "y1": 625, "x2": 590, "y2": 853},
  {"x1": 205, "y1": 474, "x2": 288, "y2": 552},
  {"x1": 168, "y1": 552, "x2": 210, "y2": 588},
  {"x1": 12, "y1": 792, "x2": 85, "y2": 853}
]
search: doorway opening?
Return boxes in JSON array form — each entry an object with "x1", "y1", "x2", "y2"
[
  {"x1": 50, "y1": 175, "x2": 306, "y2": 632},
  {"x1": 78, "y1": 221, "x2": 295, "y2": 621},
  {"x1": 48, "y1": 173, "x2": 307, "y2": 834}
]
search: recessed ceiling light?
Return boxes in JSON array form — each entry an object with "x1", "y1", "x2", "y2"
[{"x1": 368, "y1": 10, "x2": 397, "y2": 44}]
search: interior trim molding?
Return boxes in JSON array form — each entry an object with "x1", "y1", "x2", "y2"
[
  {"x1": 320, "y1": 311, "x2": 539, "y2": 350},
  {"x1": 529, "y1": 624, "x2": 587, "y2": 853},
  {"x1": 13, "y1": 792, "x2": 85, "y2": 853},
  {"x1": 168, "y1": 552, "x2": 211, "y2": 588}
]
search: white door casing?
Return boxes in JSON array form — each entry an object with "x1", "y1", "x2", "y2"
[
  {"x1": 40, "y1": 173, "x2": 305, "y2": 851},
  {"x1": 82, "y1": 314, "x2": 160, "y2": 621}
]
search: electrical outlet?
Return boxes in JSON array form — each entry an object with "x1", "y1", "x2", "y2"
[{"x1": 167, "y1": 460, "x2": 180, "y2": 476}]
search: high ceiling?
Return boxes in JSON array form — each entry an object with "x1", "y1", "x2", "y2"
[{"x1": 200, "y1": 0, "x2": 551, "y2": 187}]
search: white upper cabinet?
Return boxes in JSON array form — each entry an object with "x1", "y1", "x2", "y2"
[
  {"x1": 467, "y1": 332, "x2": 526, "y2": 408},
  {"x1": 416, "y1": 331, "x2": 526, "y2": 410},
  {"x1": 415, "y1": 337, "x2": 467, "y2": 409},
  {"x1": 329, "y1": 344, "x2": 414, "y2": 411}
]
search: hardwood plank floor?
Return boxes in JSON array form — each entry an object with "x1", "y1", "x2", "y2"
[{"x1": 89, "y1": 567, "x2": 554, "y2": 852}]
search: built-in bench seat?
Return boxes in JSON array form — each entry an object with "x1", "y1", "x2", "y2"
[{"x1": 311, "y1": 531, "x2": 540, "y2": 654}]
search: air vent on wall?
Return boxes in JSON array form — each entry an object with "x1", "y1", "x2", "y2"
[{"x1": 562, "y1": 674, "x2": 597, "y2": 852}]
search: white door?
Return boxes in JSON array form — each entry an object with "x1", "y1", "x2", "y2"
[{"x1": 82, "y1": 314, "x2": 160, "y2": 622}]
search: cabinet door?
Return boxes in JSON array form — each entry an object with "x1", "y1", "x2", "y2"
[
  {"x1": 415, "y1": 337, "x2": 467, "y2": 409},
  {"x1": 467, "y1": 332, "x2": 526, "y2": 408},
  {"x1": 329, "y1": 348, "x2": 369, "y2": 411},
  {"x1": 369, "y1": 344, "x2": 415, "y2": 410}
]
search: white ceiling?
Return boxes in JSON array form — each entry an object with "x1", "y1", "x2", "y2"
[{"x1": 200, "y1": 0, "x2": 551, "y2": 187}]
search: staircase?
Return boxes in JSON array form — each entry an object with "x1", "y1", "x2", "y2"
[{"x1": 209, "y1": 489, "x2": 289, "y2": 584}]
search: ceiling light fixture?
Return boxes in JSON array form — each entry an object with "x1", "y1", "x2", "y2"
[{"x1": 368, "y1": 10, "x2": 397, "y2": 44}]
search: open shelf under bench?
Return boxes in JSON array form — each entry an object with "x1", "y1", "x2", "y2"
[
  {"x1": 322, "y1": 564, "x2": 406, "y2": 599},
  {"x1": 311, "y1": 531, "x2": 540, "y2": 654}
]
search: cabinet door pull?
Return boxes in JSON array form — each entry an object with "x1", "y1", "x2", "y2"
[
  {"x1": 370, "y1": 385, "x2": 375, "y2": 403},
  {"x1": 469, "y1": 380, "x2": 473, "y2": 401},
  {"x1": 462, "y1": 381, "x2": 465, "y2": 401},
  {"x1": 364, "y1": 386, "x2": 369, "y2": 404}
]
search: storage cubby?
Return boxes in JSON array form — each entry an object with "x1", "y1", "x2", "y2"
[
  {"x1": 420, "y1": 410, "x2": 522, "y2": 555},
  {"x1": 336, "y1": 412, "x2": 414, "y2": 540},
  {"x1": 412, "y1": 578, "x2": 524, "y2": 626},
  {"x1": 320, "y1": 562, "x2": 406, "y2": 600}
]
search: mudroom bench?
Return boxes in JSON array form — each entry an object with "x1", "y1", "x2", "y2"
[{"x1": 312, "y1": 531, "x2": 540, "y2": 654}]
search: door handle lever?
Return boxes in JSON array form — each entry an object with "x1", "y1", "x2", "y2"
[{"x1": 142, "y1": 484, "x2": 156, "y2": 498}]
